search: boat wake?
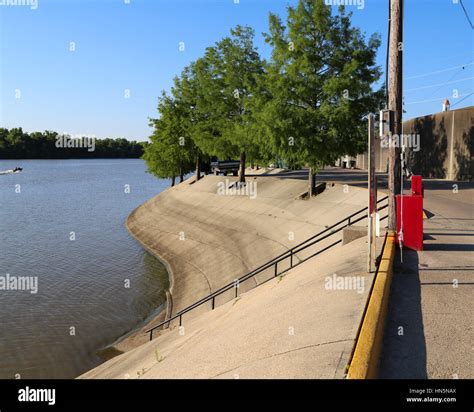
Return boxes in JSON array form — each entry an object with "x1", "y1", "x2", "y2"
[{"x1": 0, "y1": 167, "x2": 23, "y2": 175}]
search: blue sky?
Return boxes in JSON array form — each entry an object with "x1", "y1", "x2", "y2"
[{"x1": 1, "y1": 0, "x2": 473, "y2": 141}]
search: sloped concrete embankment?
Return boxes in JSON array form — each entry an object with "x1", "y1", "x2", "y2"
[
  {"x1": 116, "y1": 175, "x2": 380, "y2": 350},
  {"x1": 81, "y1": 233, "x2": 384, "y2": 379}
]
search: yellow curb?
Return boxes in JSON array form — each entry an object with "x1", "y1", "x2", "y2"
[{"x1": 347, "y1": 232, "x2": 396, "y2": 379}]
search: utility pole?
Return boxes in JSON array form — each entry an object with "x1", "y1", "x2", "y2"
[
  {"x1": 388, "y1": 0, "x2": 403, "y2": 231},
  {"x1": 367, "y1": 114, "x2": 377, "y2": 273}
]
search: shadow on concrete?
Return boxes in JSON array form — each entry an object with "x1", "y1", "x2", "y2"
[
  {"x1": 417, "y1": 266, "x2": 474, "y2": 271},
  {"x1": 406, "y1": 115, "x2": 448, "y2": 179},
  {"x1": 426, "y1": 232, "x2": 474, "y2": 236},
  {"x1": 379, "y1": 249, "x2": 427, "y2": 379},
  {"x1": 420, "y1": 282, "x2": 474, "y2": 285},
  {"x1": 423, "y1": 209, "x2": 436, "y2": 219},
  {"x1": 423, "y1": 243, "x2": 474, "y2": 252},
  {"x1": 455, "y1": 125, "x2": 474, "y2": 182}
]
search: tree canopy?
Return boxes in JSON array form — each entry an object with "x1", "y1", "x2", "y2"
[
  {"x1": 143, "y1": 90, "x2": 197, "y2": 185},
  {"x1": 145, "y1": 0, "x2": 384, "y2": 189},
  {"x1": 145, "y1": 26, "x2": 266, "y2": 183},
  {"x1": 0, "y1": 128, "x2": 145, "y2": 159},
  {"x1": 259, "y1": 0, "x2": 384, "y2": 172}
]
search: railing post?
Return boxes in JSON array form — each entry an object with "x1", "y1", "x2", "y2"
[
  {"x1": 179, "y1": 314, "x2": 182, "y2": 327},
  {"x1": 150, "y1": 330, "x2": 153, "y2": 341},
  {"x1": 212, "y1": 296, "x2": 215, "y2": 310},
  {"x1": 348, "y1": 216, "x2": 351, "y2": 226},
  {"x1": 274, "y1": 262, "x2": 278, "y2": 277},
  {"x1": 235, "y1": 283, "x2": 238, "y2": 298},
  {"x1": 290, "y1": 250, "x2": 293, "y2": 268}
]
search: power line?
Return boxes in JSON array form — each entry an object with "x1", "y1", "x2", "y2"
[
  {"x1": 426, "y1": 65, "x2": 469, "y2": 97},
  {"x1": 405, "y1": 76, "x2": 474, "y2": 92},
  {"x1": 451, "y1": 91, "x2": 474, "y2": 108},
  {"x1": 428, "y1": 52, "x2": 474, "y2": 64},
  {"x1": 459, "y1": 0, "x2": 474, "y2": 29},
  {"x1": 406, "y1": 61, "x2": 474, "y2": 80},
  {"x1": 407, "y1": 53, "x2": 474, "y2": 69},
  {"x1": 406, "y1": 92, "x2": 472, "y2": 105}
]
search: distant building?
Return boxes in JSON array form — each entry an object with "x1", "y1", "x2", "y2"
[{"x1": 442, "y1": 98, "x2": 450, "y2": 112}]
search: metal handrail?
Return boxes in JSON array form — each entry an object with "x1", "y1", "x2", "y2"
[{"x1": 146, "y1": 195, "x2": 389, "y2": 340}]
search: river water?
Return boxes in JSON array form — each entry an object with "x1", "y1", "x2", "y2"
[{"x1": 0, "y1": 159, "x2": 169, "y2": 378}]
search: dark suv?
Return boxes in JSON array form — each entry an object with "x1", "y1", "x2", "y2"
[{"x1": 210, "y1": 160, "x2": 240, "y2": 176}]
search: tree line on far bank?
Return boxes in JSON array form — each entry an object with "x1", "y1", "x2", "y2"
[
  {"x1": 144, "y1": 0, "x2": 385, "y2": 191},
  {"x1": 0, "y1": 128, "x2": 146, "y2": 159}
]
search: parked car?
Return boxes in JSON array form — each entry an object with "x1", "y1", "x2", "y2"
[{"x1": 210, "y1": 160, "x2": 240, "y2": 176}]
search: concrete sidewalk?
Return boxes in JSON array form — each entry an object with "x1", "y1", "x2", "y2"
[{"x1": 380, "y1": 182, "x2": 474, "y2": 378}]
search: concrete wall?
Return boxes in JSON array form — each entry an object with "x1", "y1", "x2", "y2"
[
  {"x1": 403, "y1": 106, "x2": 473, "y2": 181},
  {"x1": 354, "y1": 138, "x2": 390, "y2": 174},
  {"x1": 352, "y1": 106, "x2": 473, "y2": 181}
]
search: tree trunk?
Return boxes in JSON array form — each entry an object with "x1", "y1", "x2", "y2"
[
  {"x1": 239, "y1": 151, "x2": 246, "y2": 184},
  {"x1": 195, "y1": 154, "x2": 201, "y2": 182},
  {"x1": 179, "y1": 173, "x2": 184, "y2": 183},
  {"x1": 171, "y1": 175, "x2": 176, "y2": 187},
  {"x1": 308, "y1": 168, "x2": 316, "y2": 196}
]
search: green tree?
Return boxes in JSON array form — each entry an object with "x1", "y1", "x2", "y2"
[
  {"x1": 260, "y1": 0, "x2": 383, "y2": 194},
  {"x1": 0, "y1": 128, "x2": 9, "y2": 157},
  {"x1": 190, "y1": 26, "x2": 265, "y2": 183},
  {"x1": 170, "y1": 65, "x2": 211, "y2": 182},
  {"x1": 5, "y1": 128, "x2": 26, "y2": 158},
  {"x1": 144, "y1": 92, "x2": 196, "y2": 186}
]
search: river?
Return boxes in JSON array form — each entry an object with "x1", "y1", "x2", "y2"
[{"x1": 0, "y1": 159, "x2": 169, "y2": 378}]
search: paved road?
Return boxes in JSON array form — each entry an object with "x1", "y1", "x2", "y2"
[
  {"x1": 379, "y1": 181, "x2": 473, "y2": 378},
  {"x1": 248, "y1": 166, "x2": 388, "y2": 188}
]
